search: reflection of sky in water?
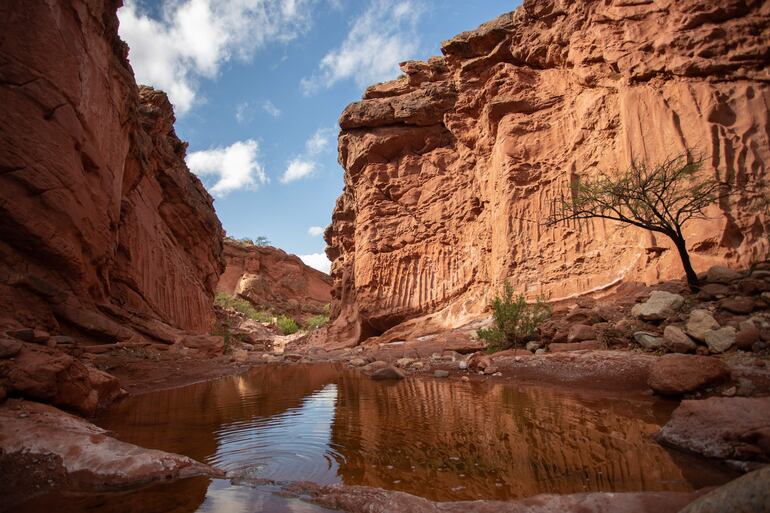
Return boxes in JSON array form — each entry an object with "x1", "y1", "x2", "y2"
[
  {"x1": 197, "y1": 479, "x2": 336, "y2": 513},
  {"x1": 194, "y1": 384, "x2": 340, "y2": 512},
  {"x1": 206, "y1": 384, "x2": 340, "y2": 484}
]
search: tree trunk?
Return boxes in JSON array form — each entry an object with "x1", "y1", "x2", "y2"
[{"x1": 671, "y1": 235, "x2": 700, "y2": 291}]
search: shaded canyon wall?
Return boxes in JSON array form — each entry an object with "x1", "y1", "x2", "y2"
[
  {"x1": 325, "y1": 0, "x2": 770, "y2": 346},
  {"x1": 0, "y1": 0, "x2": 224, "y2": 344}
]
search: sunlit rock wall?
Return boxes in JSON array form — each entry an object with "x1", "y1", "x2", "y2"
[{"x1": 326, "y1": 0, "x2": 770, "y2": 346}]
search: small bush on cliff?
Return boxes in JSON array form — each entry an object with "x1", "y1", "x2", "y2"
[
  {"x1": 477, "y1": 281, "x2": 551, "y2": 352},
  {"x1": 546, "y1": 153, "x2": 723, "y2": 291},
  {"x1": 306, "y1": 314, "x2": 330, "y2": 330},
  {"x1": 277, "y1": 315, "x2": 300, "y2": 335}
]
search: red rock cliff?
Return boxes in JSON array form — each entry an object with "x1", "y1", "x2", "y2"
[
  {"x1": 326, "y1": 0, "x2": 770, "y2": 346},
  {"x1": 217, "y1": 240, "x2": 331, "y2": 321},
  {"x1": 0, "y1": 0, "x2": 224, "y2": 343}
]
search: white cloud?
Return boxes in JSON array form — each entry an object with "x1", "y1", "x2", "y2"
[
  {"x1": 235, "y1": 102, "x2": 251, "y2": 123},
  {"x1": 119, "y1": 0, "x2": 317, "y2": 114},
  {"x1": 300, "y1": 253, "x2": 332, "y2": 274},
  {"x1": 281, "y1": 158, "x2": 316, "y2": 183},
  {"x1": 279, "y1": 127, "x2": 336, "y2": 184},
  {"x1": 301, "y1": 0, "x2": 424, "y2": 94},
  {"x1": 308, "y1": 226, "x2": 325, "y2": 237},
  {"x1": 187, "y1": 140, "x2": 267, "y2": 196},
  {"x1": 262, "y1": 100, "x2": 282, "y2": 118},
  {"x1": 306, "y1": 127, "x2": 335, "y2": 155}
]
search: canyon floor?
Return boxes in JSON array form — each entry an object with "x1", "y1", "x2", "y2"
[{"x1": 3, "y1": 266, "x2": 769, "y2": 513}]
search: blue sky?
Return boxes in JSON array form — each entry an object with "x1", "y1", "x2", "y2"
[{"x1": 118, "y1": 0, "x2": 518, "y2": 272}]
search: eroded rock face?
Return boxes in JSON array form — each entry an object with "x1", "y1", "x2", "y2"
[
  {"x1": 217, "y1": 240, "x2": 331, "y2": 320},
  {"x1": 0, "y1": 0, "x2": 223, "y2": 343},
  {"x1": 326, "y1": 0, "x2": 770, "y2": 346}
]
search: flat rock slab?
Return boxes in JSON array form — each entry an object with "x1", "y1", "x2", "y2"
[
  {"x1": 656, "y1": 396, "x2": 770, "y2": 462},
  {"x1": 647, "y1": 354, "x2": 729, "y2": 395},
  {"x1": 0, "y1": 399, "x2": 223, "y2": 506},
  {"x1": 679, "y1": 465, "x2": 770, "y2": 513},
  {"x1": 282, "y1": 481, "x2": 697, "y2": 513},
  {"x1": 498, "y1": 350, "x2": 656, "y2": 392}
]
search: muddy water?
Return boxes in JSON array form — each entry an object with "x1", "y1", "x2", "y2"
[{"x1": 19, "y1": 363, "x2": 734, "y2": 512}]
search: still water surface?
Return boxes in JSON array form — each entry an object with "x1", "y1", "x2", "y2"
[{"x1": 20, "y1": 363, "x2": 734, "y2": 512}]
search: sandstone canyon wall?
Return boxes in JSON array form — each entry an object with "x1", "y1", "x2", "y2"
[
  {"x1": 0, "y1": 0, "x2": 224, "y2": 344},
  {"x1": 217, "y1": 240, "x2": 332, "y2": 321},
  {"x1": 326, "y1": 0, "x2": 770, "y2": 346}
]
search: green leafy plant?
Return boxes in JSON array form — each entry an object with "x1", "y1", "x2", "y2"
[
  {"x1": 225, "y1": 235, "x2": 271, "y2": 247},
  {"x1": 210, "y1": 321, "x2": 232, "y2": 354},
  {"x1": 477, "y1": 281, "x2": 551, "y2": 352},
  {"x1": 277, "y1": 315, "x2": 300, "y2": 335},
  {"x1": 305, "y1": 314, "x2": 330, "y2": 330},
  {"x1": 214, "y1": 293, "x2": 272, "y2": 322}
]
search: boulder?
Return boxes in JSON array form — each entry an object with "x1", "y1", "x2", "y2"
[
  {"x1": 736, "y1": 321, "x2": 761, "y2": 350},
  {"x1": 634, "y1": 331, "x2": 663, "y2": 351},
  {"x1": 468, "y1": 352, "x2": 493, "y2": 371},
  {"x1": 525, "y1": 341, "x2": 541, "y2": 352},
  {"x1": 231, "y1": 349, "x2": 250, "y2": 363},
  {"x1": 6, "y1": 329, "x2": 50, "y2": 344},
  {"x1": 482, "y1": 365, "x2": 499, "y2": 375},
  {"x1": 177, "y1": 335, "x2": 224, "y2": 357},
  {"x1": 362, "y1": 360, "x2": 389, "y2": 373},
  {"x1": 698, "y1": 283, "x2": 731, "y2": 300},
  {"x1": 736, "y1": 278, "x2": 769, "y2": 296},
  {"x1": 0, "y1": 343, "x2": 124, "y2": 415},
  {"x1": 349, "y1": 357, "x2": 367, "y2": 367},
  {"x1": 647, "y1": 354, "x2": 729, "y2": 395},
  {"x1": 662, "y1": 326, "x2": 696, "y2": 353},
  {"x1": 686, "y1": 310, "x2": 721, "y2": 341},
  {"x1": 704, "y1": 327, "x2": 736, "y2": 353},
  {"x1": 656, "y1": 397, "x2": 770, "y2": 461},
  {"x1": 549, "y1": 340, "x2": 601, "y2": 352},
  {"x1": 720, "y1": 297, "x2": 755, "y2": 315},
  {"x1": 395, "y1": 357, "x2": 415, "y2": 368},
  {"x1": 0, "y1": 338, "x2": 23, "y2": 359},
  {"x1": 679, "y1": 466, "x2": 770, "y2": 513},
  {"x1": 564, "y1": 309, "x2": 601, "y2": 325},
  {"x1": 568, "y1": 324, "x2": 596, "y2": 343},
  {"x1": 706, "y1": 266, "x2": 742, "y2": 284},
  {"x1": 631, "y1": 291, "x2": 684, "y2": 321},
  {"x1": 370, "y1": 366, "x2": 405, "y2": 380}
]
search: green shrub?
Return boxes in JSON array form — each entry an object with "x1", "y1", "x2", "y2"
[
  {"x1": 477, "y1": 281, "x2": 551, "y2": 352},
  {"x1": 277, "y1": 315, "x2": 299, "y2": 335},
  {"x1": 215, "y1": 293, "x2": 272, "y2": 323},
  {"x1": 306, "y1": 314, "x2": 330, "y2": 330},
  {"x1": 210, "y1": 321, "x2": 232, "y2": 354}
]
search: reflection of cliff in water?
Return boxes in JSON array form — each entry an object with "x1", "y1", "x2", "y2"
[
  {"x1": 97, "y1": 363, "x2": 343, "y2": 462},
  {"x1": 330, "y1": 376, "x2": 729, "y2": 501},
  {"x1": 18, "y1": 364, "x2": 737, "y2": 513}
]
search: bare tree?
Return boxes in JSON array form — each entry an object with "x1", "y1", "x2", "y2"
[{"x1": 546, "y1": 153, "x2": 723, "y2": 290}]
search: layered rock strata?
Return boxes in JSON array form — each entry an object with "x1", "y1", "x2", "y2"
[
  {"x1": 218, "y1": 240, "x2": 331, "y2": 321},
  {"x1": 0, "y1": 0, "x2": 224, "y2": 345},
  {"x1": 326, "y1": 0, "x2": 770, "y2": 346}
]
